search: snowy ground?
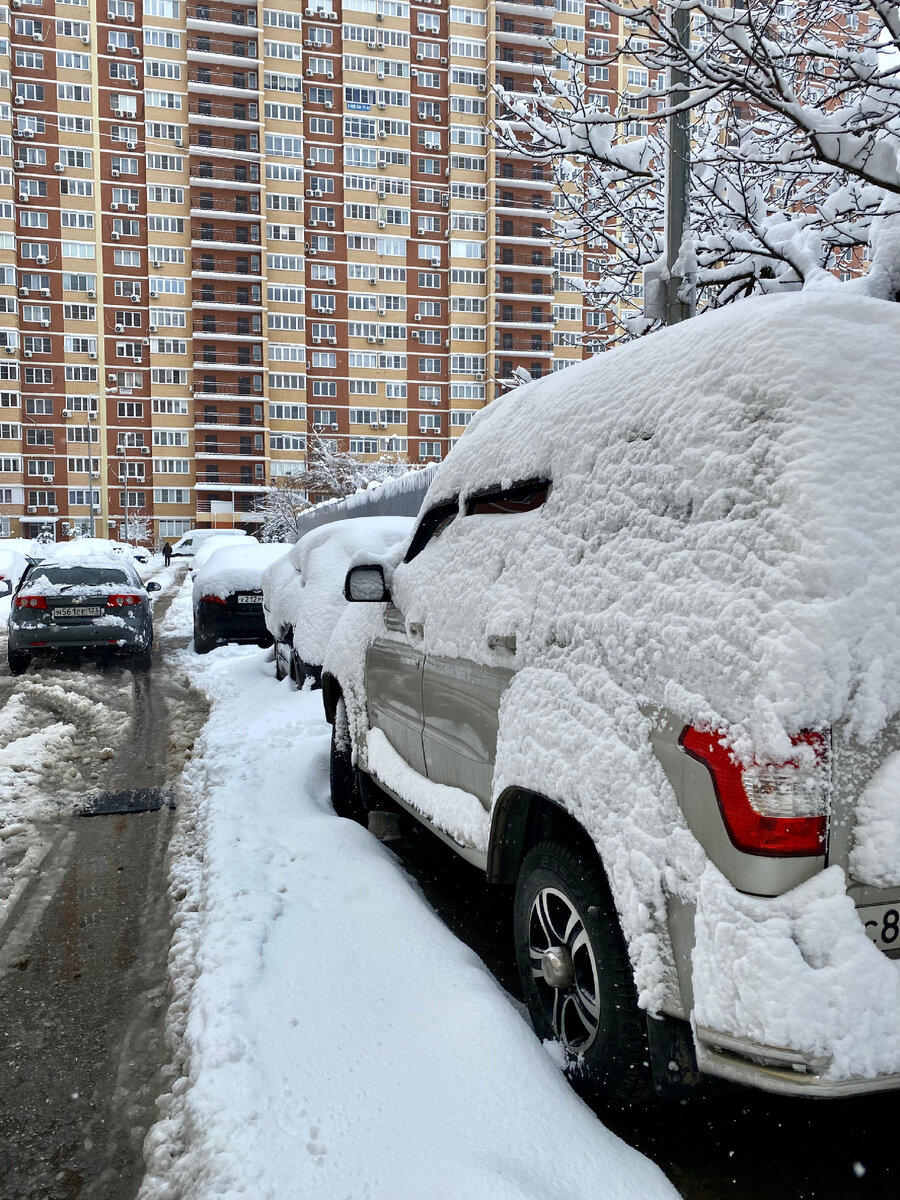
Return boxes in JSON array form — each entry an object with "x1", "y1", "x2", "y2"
[{"x1": 139, "y1": 576, "x2": 678, "y2": 1200}]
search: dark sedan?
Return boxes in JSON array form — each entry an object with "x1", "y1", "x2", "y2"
[{"x1": 8, "y1": 559, "x2": 161, "y2": 674}]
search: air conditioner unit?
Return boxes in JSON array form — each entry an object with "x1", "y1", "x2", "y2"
[
  {"x1": 49, "y1": 505, "x2": 58, "y2": 513},
  {"x1": 327, "y1": 220, "x2": 335, "y2": 228},
  {"x1": 108, "y1": 43, "x2": 117, "y2": 53},
  {"x1": 308, "y1": 248, "x2": 317, "y2": 256},
  {"x1": 478, "y1": 83, "x2": 486, "y2": 92},
  {"x1": 377, "y1": 337, "x2": 385, "y2": 344},
  {"x1": 131, "y1": 46, "x2": 140, "y2": 56},
  {"x1": 114, "y1": 323, "x2": 125, "y2": 333},
  {"x1": 91, "y1": 472, "x2": 100, "y2": 479},
  {"x1": 55, "y1": 163, "x2": 66, "y2": 173},
  {"x1": 141, "y1": 446, "x2": 150, "y2": 455},
  {"x1": 312, "y1": 336, "x2": 321, "y2": 344},
  {"x1": 111, "y1": 231, "x2": 120, "y2": 240},
  {"x1": 13, "y1": 160, "x2": 24, "y2": 170},
  {"x1": 35, "y1": 256, "x2": 47, "y2": 265},
  {"x1": 19, "y1": 131, "x2": 33, "y2": 141},
  {"x1": 305, "y1": 68, "x2": 314, "y2": 78},
  {"x1": 40, "y1": 320, "x2": 49, "y2": 328},
  {"x1": 304, "y1": 39, "x2": 313, "y2": 47},
  {"x1": 82, "y1": 34, "x2": 90, "y2": 44},
  {"x1": 378, "y1": 102, "x2": 386, "y2": 110},
  {"x1": 62, "y1": 409, "x2": 71, "y2": 418},
  {"x1": 111, "y1": 169, "x2": 120, "y2": 178},
  {"x1": 130, "y1": 294, "x2": 139, "y2": 304},
  {"x1": 42, "y1": 474, "x2": 52, "y2": 482},
  {"x1": 306, "y1": 157, "x2": 316, "y2": 167},
  {"x1": 13, "y1": 98, "x2": 24, "y2": 108},
  {"x1": 133, "y1": 355, "x2": 142, "y2": 363},
  {"x1": 110, "y1": 202, "x2": 119, "y2": 211},
  {"x1": 130, "y1": 77, "x2": 140, "y2": 86},
  {"x1": 89, "y1": 351, "x2": 98, "y2": 359},
  {"x1": 108, "y1": 372, "x2": 117, "y2": 381},
  {"x1": 32, "y1": 32, "x2": 42, "y2": 43},
  {"x1": 126, "y1": 141, "x2": 137, "y2": 150},
  {"x1": 142, "y1": 339, "x2": 150, "y2": 346},
  {"x1": 367, "y1": 336, "x2": 376, "y2": 344},
  {"x1": 324, "y1": 101, "x2": 333, "y2": 109},
  {"x1": 3, "y1": 346, "x2": 12, "y2": 355},
  {"x1": 440, "y1": 57, "x2": 447, "y2": 65},
  {"x1": 149, "y1": 325, "x2": 157, "y2": 332},
  {"x1": 441, "y1": 194, "x2": 449, "y2": 207},
  {"x1": 87, "y1": 289, "x2": 97, "y2": 299},
  {"x1": 309, "y1": 219, "x2": 318, "y2": 228},
  {"x1": 475, "y1": 372, "x2": 484, "y2": 381},
  {"x1": 411, "y1": 330, "x2": 419, "y2": 339},
  {"x1": 328, "y1": 337, "x2": 337, "y2": 345},
  {"x1": 378, "y1": 220, "x2": 386, "y2": 229},
  {"x1": 377, "y1": 72, "x2": 385, "y2": 80},
  {"x1": 152, "y1": 261, "x2": 160, "y2": 269},
  {"x1": 149, "y1": 290, "x2": 157, "y2": 297},
  {"x1": 27, "y1": 506, "x2": 36, "y2": 514},
  {"x1": 325, "y1": 69, "x2": 333, "y2": 79},
  {"x1": 330, "y1": 422, "x2": 339, "y2": 430},
  {"x1": 369, "y1": 276, "x2": 378, "y2": 285},
  {"x1": 18, "y1": 287, "x2": 28, "y2": 298},
  {"x1": 127, "y1": 204, "x2": 136, "y2": 212},
  {"x1": 19, "y1": 193, "x2": 28, "y2": 203}
]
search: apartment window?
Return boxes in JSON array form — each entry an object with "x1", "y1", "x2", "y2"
[{"x1": 118, "y1": 402, "x2": 144, "y2": 418}]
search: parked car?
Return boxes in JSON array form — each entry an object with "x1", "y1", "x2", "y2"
[
  {"x1": 193, "y1": 541, "x2": 291, "y2": 655},
  {"x1": 262, "y1": 517, "x2": 414, "y2": 686},
  {"x1": 8, "y1": 556, "x2": 161, "y2": 673},
  {"x1": 0, "y1": 549, "x2": 30, "y2": 597},
  {"x1": 323, "y1": 290, "x2": 900, "y2": 1104},
  {"x1": 171, "y1": 528, "x2": 246, "y2": 559},
  {"x1": 190, "y1": 532, "x2": 255, "y2": 575}
]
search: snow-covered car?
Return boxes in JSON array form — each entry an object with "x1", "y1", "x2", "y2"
[
  {"x1": 323, "y1": 289, "x2": 900, "y2": 1104},
  {"x1": 8, "y1": 557, "x2": 161, "y2": 674},
  {"x1": 262, "y1": 516, "x2": 414, "y2": 686},
  {"x1": 190, "y1": 532, "x2": 254, "y2": 575},
  {"x1": 171, "y1": 528, "x2": 246, "y2": 559},
  {"x1": 193, "y1": 541, "x2": 291, "y2": 655},
  {"x1": 0, "y1": 549, "x2": 29, "y2": 597}
]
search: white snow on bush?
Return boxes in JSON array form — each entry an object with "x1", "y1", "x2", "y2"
[{"x1": 139, "y1": 590, "x2": 676, "y2": 1200}]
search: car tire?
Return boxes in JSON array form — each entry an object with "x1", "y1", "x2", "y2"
[
  {"x1": 7, "y1": 649, "x2": 30, "y2": 676},
  {"x1": 193, "y1": 627, "x2": 212, "y2": 655},
  {"x1": 513, "y1": 838, "x2": 651, "y2": 1107},
  {"x1": 274, "y1": 635, "x2": 292, "y2": 681},
  {"x1": 330, "y1": 697, "x2": 367, "y2": 824}
]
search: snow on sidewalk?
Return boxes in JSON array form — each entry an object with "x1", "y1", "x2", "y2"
[{"x1": 140, "y1": 599, "x2": 677, "y2": 1200}]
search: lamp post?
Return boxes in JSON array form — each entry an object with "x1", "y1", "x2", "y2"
[{"x1": 87, "y1": 406, "x2": 97, "y2": 536}]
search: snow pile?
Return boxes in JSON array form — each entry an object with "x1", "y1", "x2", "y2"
[
  {"x1": 140, "y1": 623, "x2": 676, "y2": 1200},
  {"x1": 191, "y1": 542, "x2": 291, "y2": 604}
]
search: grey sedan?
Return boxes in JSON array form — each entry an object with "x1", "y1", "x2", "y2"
[{"x1": 7, "y1": 560, "x2": 161, "y2": 674}]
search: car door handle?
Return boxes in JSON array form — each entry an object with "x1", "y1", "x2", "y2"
[{"x1": 488, "y1": 634, "x2": 516, "y2": 653}]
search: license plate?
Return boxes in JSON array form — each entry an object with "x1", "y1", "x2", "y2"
[
  {"x1": 236, "y1": 595, "x2": 259, "y2": 605},
  {"x1": 859, "y1": 902, "x2": 900, "y2": 952},
  {"x1": 54, "y1": 605, "x2": 104, "y2": 618}
]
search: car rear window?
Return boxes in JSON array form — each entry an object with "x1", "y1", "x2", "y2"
[{"x1": 27, "y1": 566, "x2": 132, "y2": 587}]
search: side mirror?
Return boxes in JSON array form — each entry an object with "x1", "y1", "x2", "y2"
[
  {"x1": 344, "y1": 564, "x2": 390, "y2": 603},
  {"x1": 146, "y1": 581, "x2": 162, "y2": 593}
]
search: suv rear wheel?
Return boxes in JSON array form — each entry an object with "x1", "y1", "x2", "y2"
[
  {"x1": 514, "y1": 839, "x2": 651, "y2": 1107},
  {"x1": 330, "y1": 698, "x2": 367, "y2": 824},
  {"x1": 274, "y1": 634, "x2": 292, "y2": 681}
]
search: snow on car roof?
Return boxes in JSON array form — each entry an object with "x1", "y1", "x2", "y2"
[
  {"x1": 291, "y1": 514, "x2": 414, "y2": 575},
  {"x1": 193, "y1": 541, "x2": 292, "y2": 600},
  {"x1": 400, "y1": 287, "x2": 900, "y2": 755}
]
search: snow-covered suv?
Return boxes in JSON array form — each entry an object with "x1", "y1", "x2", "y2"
[{"x1": 322, "y1": 289, "x2": 900, "y2": 1104}]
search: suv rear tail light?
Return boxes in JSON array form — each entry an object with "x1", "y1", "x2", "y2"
[
  {"x1": 681, "y1": 726, "x2": 829, "y2": 857},
  {"x1": 15, "y1": 595, "x2": 47, "y2": 609},
  {"x1": 201, "y1": 594, "x2": 228, "y2": 605},
  {"x1": 107, "y1": 594, "x2": 142, "y2": 607}
]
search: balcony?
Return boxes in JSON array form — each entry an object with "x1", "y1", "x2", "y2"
[
  {"x1": 495, "y1": 338, "x2": 554, "y2": 353},
  {"x1": 191, "y1": 255, "x2": 262, "y2": 276},
  {"x1": 195, "y1": 320, "x2": 263, "y2": 337},
  {"x1": 191, "y1": 225, "x2": 261, "y2": 245},
  {"x1": 188, "y1": 68, "x2": 260, "y2": 93},
  {"x1": 189, "y1": 161, "x2": 261, "y2": 185},
  {"x1": 186, "y1": 4, "x2": 258, "y2": 26},
  {"x1": 495, "y1": 282, "x2": 554, "y2": 295},
  {"x1": 194, "y1": 348, "x2": 264, "y2": 366},
  {"x1": 192, "y1": 286, "x2": 263, "y2": 306},
  {"x1": 194, "y1": 380, "x2": 264, "y2": 397},
  {"x1": 493, "y1": 195, "x2": 555, "y2": 213},
  {"x1": 187, "y1": 35, "x2": 259, "y2": 60},
  {"x1": 191, "y1": 197, "x2": 261, "y2": 215},
  {"x1": 495, "y1": 249, "x2": 554, "y2": 269},
  {"x1": 494, "y1": 15, "x2": 553, "y2": 38},
  {"x1": 189, "y1": 130, "x2": 260, "y2": 153}
]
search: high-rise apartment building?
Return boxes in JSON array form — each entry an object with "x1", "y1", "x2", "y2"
[{"x1": 0, "y1": 0, "x2": 635, "y2": 542}]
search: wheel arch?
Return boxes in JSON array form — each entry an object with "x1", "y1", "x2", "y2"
[
  {"x1": 488, "y1": 787, "x2": 601, "y2": 886},
  {"x1": 321, "y1": 671, "x2": 342, "y2": 725}
]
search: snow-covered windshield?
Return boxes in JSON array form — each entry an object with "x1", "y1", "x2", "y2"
[{"x1": 26, "y1": 566, "x2": 133, "y2": 589}]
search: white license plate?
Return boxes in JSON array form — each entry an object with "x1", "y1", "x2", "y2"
[
  {"x1": 236, "y1": 595, "x2": 259, "y2": 605},
  {"x1": 859, "y1": 902, "x2": 900, "y2": 952},
  {"x1": 55, "y1": 605, "x2": 104, "y2": 618}
]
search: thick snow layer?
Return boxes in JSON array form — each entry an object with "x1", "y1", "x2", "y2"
[
  {"x1": 849, "y1": 752, "x2": 900, "y2": 888},
  {"x1": 191, "y1": 542, "x2": 290, "y2": 604},
  {"x1": 140, "y1": 591, "x2": 676, "y2": 1200},
  {"x1": 190, "y1": 533, "x2": 256, "y2": 575},
  {"x1": 261, "y1": 517, "x2": 413, "y2": 667},
  {"x1": 692, "y1": 864, "x2": 900, "y2": 1079}
]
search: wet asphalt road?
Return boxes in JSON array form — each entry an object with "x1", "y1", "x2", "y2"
[
  {"x1": 0, "y1": 575, "x2": 207, "y2": 1200},
  {"x1": 394, "y1": 816, "x2": 900, "y2": 1200}
]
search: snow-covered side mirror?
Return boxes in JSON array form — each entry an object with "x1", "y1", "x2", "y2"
[
  {"x1": 344, "y1": 564, "x2": 390, "y2": 603},
  {"x1": 146, "y1": 581, "x2": 162, "y2": 593}
]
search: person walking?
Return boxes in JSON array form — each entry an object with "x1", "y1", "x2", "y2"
[{"x1": 162, "y1": 540, "x2": 172, "y2": 567}]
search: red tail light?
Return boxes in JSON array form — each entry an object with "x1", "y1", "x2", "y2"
[
  {"x1": 15, "y1": 595, "x2": 48, "y2": 609},
  {"x1": 681, "y1": 726, "x2": 829, "y2": 857},
  {"x1": 106, "y1": 594, "x2": 142, "y2": 607},
  {"x1": 201, "y1": 594, "x2": 228, "y2": 605}
]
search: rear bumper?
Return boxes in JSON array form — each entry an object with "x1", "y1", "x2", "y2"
[
  {"x1": 695, "y1": 1026, "x2": 900, "y2": 1098},
  {"x1": 9, "y1": 617, "x2": 150, "y2": 652},
  {"x1": 195, "y1": 602, "x2": 271, "y2": 646}
]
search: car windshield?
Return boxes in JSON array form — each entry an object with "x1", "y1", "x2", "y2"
[{"x1": 26, "y1": 566, "x2": 132, "y2": 589}]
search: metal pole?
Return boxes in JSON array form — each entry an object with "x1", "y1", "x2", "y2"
[
  {"x1": 665, "y1": 2, "x2": 693, "y2": 325},
  {"x1": 123, "y1": 446, "x2": 129, "y2": 544}
]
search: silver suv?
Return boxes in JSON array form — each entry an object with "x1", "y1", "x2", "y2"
[{"x1": 322, "y1": 291, "x2": 900, "y2": 1104}]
